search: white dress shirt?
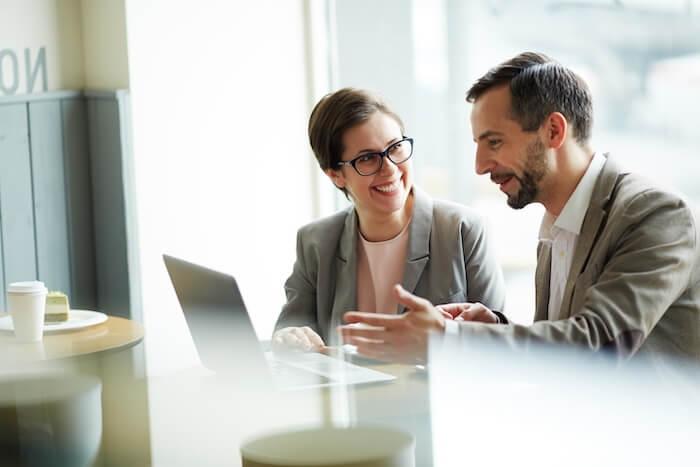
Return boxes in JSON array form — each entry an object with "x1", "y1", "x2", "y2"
[{"x1": 540, "y1": 152, "x2": 606, "y2": 321}]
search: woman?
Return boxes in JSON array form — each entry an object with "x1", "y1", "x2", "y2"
[{"x1": 273, "y1": 88, "x2": 505, "y2": 351}]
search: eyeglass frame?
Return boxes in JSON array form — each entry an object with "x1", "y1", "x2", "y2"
[{"x1": 335, "y1": 137, "x2": 414, "y2": 176}]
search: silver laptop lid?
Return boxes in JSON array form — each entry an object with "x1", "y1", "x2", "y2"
[{"x1": 163, "y1": 254, "x2": 271, "y2": 385}]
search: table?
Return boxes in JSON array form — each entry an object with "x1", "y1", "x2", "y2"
[
  {"x1": 0, "y1": 316, "x2": 144, "y2": 361},
  {"x1": 0, "y1": 315, "x2": 149, "y2": 467},
  {"x1": 1, "y1": 332, "x2": 431, "y2": 466},
  {"x1": 139, "y1": 356, "x2": 433, "y2": 467}
]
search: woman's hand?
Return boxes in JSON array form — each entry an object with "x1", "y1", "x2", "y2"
[{"x1": 272, "y1": 326, "x2": 326, "y2": 353}]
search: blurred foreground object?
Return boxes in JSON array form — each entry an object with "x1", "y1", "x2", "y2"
[
  {"x1": 241, "y1": 425, "x2": 415, "y2": 467},
  {"x1": 0, "y1": 374, "x2": 102, "y2": 467},
  {"x1": 429, "y1": 334, "x2": 700, "y2": 467}
]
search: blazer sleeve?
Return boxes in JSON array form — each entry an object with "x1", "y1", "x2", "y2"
[
  {"x1": 273, "y1": 229, "x2": 320, "y2": 336},
  {"x1": 456, "y1": 190, "x2": 698, "y2": 357},
  {"x1": 461, "y1": 215, "x2": 507, "y2": 314}
]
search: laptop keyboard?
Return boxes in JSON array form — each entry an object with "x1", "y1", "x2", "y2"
[{"x1": 268, "y1": 360, "x2": 331, "y2": 388}]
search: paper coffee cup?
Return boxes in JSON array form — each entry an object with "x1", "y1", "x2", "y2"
[{"x1": 7, "y1": 281, "x2": 48, "y2": 342}]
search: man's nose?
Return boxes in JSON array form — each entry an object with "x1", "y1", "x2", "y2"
[{"x1": 474, "y1": 147, "x2": 494, "y2": 175}]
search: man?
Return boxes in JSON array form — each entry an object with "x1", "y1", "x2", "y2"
[{"x1": 340, "y1": 52, "x2": 700, "y2": 366}]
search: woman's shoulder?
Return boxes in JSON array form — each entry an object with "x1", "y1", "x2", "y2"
[
  {"x1": 429, "y1": 196, "x2": 485, "y2": 230},
  {"x1": 297, "y1": 207, "x2": 352, "y2": 242}
]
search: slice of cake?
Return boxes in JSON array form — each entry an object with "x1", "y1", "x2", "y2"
[{"x1": 45, "y1": 291, "x2": 70, "y2": 322}]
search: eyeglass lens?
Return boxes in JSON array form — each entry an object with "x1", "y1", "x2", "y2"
[{"x1": 355, "y1": 139, "x2": 412, "y2": 175}]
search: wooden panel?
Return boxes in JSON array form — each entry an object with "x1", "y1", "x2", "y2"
[
  {"x1": 87, "y1": 96, "x2": 131, "y2": 318},
  {"x1": 0, "y1": 103, "x2": 38, "y2": 308},
  {"x1": 28, "y1": 100, "x2": 71, "y2": 296},
  {"x1": 62, "y1": 98, "x2": 97, "y2": 310}
]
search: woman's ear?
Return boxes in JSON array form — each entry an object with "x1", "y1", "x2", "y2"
[{"x1": 324, "y1": 168, "x2": 346, "y2": 189}]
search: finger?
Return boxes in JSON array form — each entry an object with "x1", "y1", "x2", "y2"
[
  {"x1": 456, "y1": 309, "x2": 477, "y2": 321},
  {"x1": 354, "y1": 345, "x2": 390, "y2": 362},
  {"x1": 291, "y1": 328, "x2": 313, "y2": 351},
  {"x1": 440, "y1": 310, "x2": 454, "y2": 320},
  {"x1": 393, "y1": 284, "x2": 434, "y2": 312},
  {"x1": 339, "y1": 326, "x2": 389, "y2": 341},
  {"x1": 344, "y1": 335, "x2": 385, "y2": 345},
  {"x1": 438, "y1": 303, "x2": 469, "y2": 317},
  {"x1": 302, "y1": 326, "x2": 325, "y2": 350},
  {"x1": 347, "y1": 338, "x2": 392, "y2": 361},
  {"x1": 281, "y1": 332, "x2": 303, "y2": 348},
  {"x1": 271, "y1": 333, "x2": 286, "y2": 351},
  {"x1": 457, "y1": 306, "x2": 498, "y2": 323},
  {"x1": 343, "y1": 311, "x2": 397, "y2": 327}
]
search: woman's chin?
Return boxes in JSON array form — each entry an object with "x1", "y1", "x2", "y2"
[{"x1": 371, "y1": 189, "x2": 410, "y2": 214}]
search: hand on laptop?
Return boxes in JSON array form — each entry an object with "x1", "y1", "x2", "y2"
[{"x1": 272, "y1": 326, "x2": 326, "y2": 353}]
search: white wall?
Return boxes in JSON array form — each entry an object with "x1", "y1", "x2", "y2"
[
  {"x1": 0, "y1": 0, "x2": 85, "y2": 93},
  {"x1": 124, "y1": 0, "x2": 315, "y2": 375},
  {"x1": 80, "y1": 0, "x2": 129, "y2": 89}
]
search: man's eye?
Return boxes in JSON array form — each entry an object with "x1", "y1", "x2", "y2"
[{"x1": 488, "y1": 140, "x2": 502, "y2": 148}]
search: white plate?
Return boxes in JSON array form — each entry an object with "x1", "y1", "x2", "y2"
[{"x1": 0, "y1": 310, "x2": 108, "y2": 333}]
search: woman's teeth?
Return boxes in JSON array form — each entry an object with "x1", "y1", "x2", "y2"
[{"x1": 375, "y1": 181, "x2": 399, "y2": 193}]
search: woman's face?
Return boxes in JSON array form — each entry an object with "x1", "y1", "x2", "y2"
[{"x1": 326, "y1": 111, "x2": 414, "y2": 220}]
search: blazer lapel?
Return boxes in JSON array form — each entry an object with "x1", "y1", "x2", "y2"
[
  {"x1": 534, "y1": 240, "x2": 552, "y2": 322},
  {"x1": 399, "y1": 189, "x2": 432, "y2": 313},
  {"x1": 559, "y1": 154, "x2": 618, "y2": 319},
  {"x1": 330, "y1": 208, "x2": 358, "y2": 334}
]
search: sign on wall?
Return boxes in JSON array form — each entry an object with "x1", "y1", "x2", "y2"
[{"x1": 0, "y1": 47, "x2": 48, "y2": 95}]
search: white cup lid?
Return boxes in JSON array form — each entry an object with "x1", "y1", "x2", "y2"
[{"x1": 7, "y1": 281, "x2": 48, "y2": 295}]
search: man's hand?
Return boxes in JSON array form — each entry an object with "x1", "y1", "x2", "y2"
[
  {"x1": 437, "y1": 302, "x2": 499, "y2": 323},
  {"x1": 339, "y1": 284, "x2": 445, "y2": 364},
  {"x1": 271, "y1": 326, "x2": 326, "y2": 353}
]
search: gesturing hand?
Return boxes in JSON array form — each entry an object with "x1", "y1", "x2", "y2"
[{"x1": 339, "y1": 284, "x2": 445, "y2": 364}]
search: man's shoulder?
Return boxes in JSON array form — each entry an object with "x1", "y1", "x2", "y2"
[{"x1": 611, "y1": 171, "x2": 693, "y2": 219}]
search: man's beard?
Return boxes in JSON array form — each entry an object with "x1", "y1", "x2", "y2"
[{"x1": 506, "y1": 137, "x2": 547, "y2": 209}]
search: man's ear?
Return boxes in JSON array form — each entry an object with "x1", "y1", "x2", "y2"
[
  {"x1": 545, "y1": 112, "x2": 568, "y2": 149},
  {"x1": 324, "y1": 168, "x2": 346, "y2": 189}
]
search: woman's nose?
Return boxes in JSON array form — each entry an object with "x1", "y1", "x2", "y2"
[{"x1": 378, "y1": 156, "x2": 398, "y2": 176}]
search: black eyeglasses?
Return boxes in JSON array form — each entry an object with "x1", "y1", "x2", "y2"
[{"x1": 336, "y1": 137, "x2": 414, "y2": 176}]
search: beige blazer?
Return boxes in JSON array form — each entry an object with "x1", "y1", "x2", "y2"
[
  {"x1": 274, "y1": 187, "x2": 506, "y2": 342},
  {"x1": 458, "y1": 155, "x2": 700, "y2": 363}
]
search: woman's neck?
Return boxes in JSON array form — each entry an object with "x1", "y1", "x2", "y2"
[{"x1": 357, "y1": 193, "x2": 414, "y2": 242}]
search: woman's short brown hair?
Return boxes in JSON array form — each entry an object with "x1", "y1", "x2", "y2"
[{"x1": 308, "y1": 88, "x2": 404, "y2": 190}]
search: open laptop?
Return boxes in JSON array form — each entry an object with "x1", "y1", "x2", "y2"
[{"x1": 163, "y1": 254, "x2": 395, "y2": 390}]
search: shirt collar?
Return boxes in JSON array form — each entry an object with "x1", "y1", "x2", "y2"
[
  {"x1": 554, "y1": 152, "x2": 606, "y2": 235},
  {"x1": 539, "y1": 152, "x2": 606, "y2": 239}
]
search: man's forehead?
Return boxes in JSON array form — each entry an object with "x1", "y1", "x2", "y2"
[
  {"x1": 472, "y1": 85, "x2": 511, "y2": 116},
  {"x1": 470, "y1": 86, "x2": 512, "y2": 133}
]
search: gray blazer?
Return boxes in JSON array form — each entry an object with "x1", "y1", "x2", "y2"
[
  {"x1": 458, "y1": 155, "x2": 700, "y2": 363},
  {"x1": 275, "y1": 188, "x2": 506, "y2": 342}
]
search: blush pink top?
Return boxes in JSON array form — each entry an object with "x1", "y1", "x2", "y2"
[{"x1": 356, "y1": 221, "x2": 411, "y2": 313}]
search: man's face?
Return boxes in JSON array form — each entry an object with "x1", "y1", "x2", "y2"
[{"x1": 470, "y1": 85, "x2": 548, "y2": 209}]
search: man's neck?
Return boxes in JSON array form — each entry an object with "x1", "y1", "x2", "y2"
[{"x1": 542, "y1": 144, "x2": 594, "y2": 216}]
